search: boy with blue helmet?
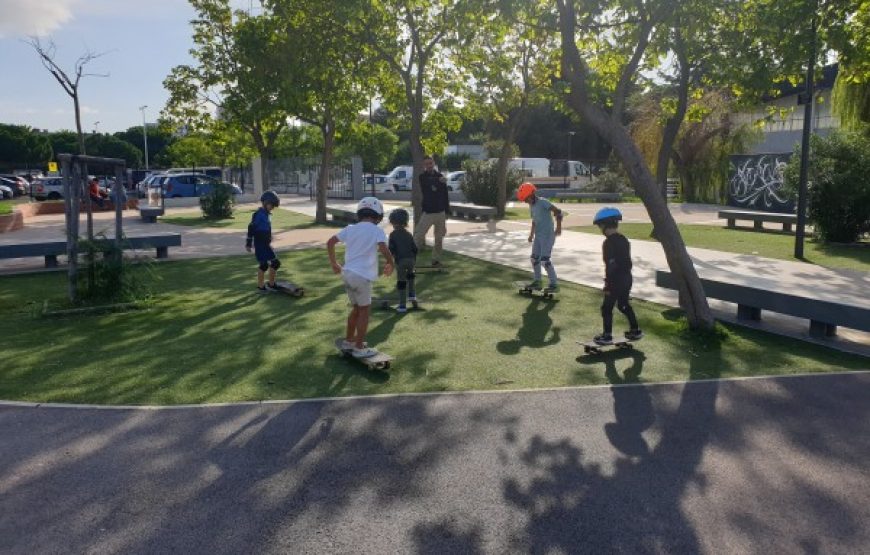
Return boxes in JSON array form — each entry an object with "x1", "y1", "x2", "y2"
[
  {"x1": 593, "y1": 207, "x2": 643, "y2": 344},
  {"x1": 517, "y1": 183, "x2": 563, "y2": 291},
  {"x1": 327, "y1": 197, "x2": 395, "y2": 358},
  {"x1": 246, "y1": 190, "x2": 282, "y2": 292}
]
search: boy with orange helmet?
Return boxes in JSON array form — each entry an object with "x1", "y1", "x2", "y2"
[{"x1": 517, "y1": 182, "x2": 562, "y2": 291}]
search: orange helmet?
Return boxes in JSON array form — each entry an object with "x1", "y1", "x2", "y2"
[{"x1": 517, "y1": 182, "x2": 537, "y2": 202}]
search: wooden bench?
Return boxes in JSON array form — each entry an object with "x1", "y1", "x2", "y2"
[
  {"x1": 326, "y1": 207, "x2": 358, "y2": 224},
  {"x1": 655, "y1": 269, "x2": 870, "y2": 339},
  {"x1": 0, "y1": 233, "x2": 182, "y2": 268},
  {"x1": 719, "y1": 209, "x2": 798, "y2": 232},
  {"x1": 449, "y1": 203, "x2": 497, "y2": 221},
  {"x1": 541, "y1": 191, "x2": 623, "y2": 203}
]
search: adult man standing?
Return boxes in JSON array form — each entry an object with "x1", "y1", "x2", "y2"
[{"x1": 413, "y1": 156, "x2": 450, "y2": 267}]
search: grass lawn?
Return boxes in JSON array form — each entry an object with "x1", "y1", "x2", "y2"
[
  {"x1": 500, "y1": 206, "x2": 531, "y2": 220},
  {"x1": 569, "y1": 222, "x2": 870, "y2": 272},
  {"x1": 0, "y1": 249, "x2": 865, "y2": 406},
  {"x1": 0, "y1": 200, "x2": 12, "y2": 215},
  {"x1": 160, "y1": 207, "x2": 335, "y2": 232}
]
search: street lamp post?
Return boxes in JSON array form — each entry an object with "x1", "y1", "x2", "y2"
[
  {"x1": 795, "y1": 12, "x2": 817, "y2": 260},
  {"x1": 139, "y1": 105, "x2": 149, "y2": 171},
  {"x1": 93, "y1": 121, "x2": 100, "y2": 134}
]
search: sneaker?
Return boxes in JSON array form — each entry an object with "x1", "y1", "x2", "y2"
[
  {"x1": 340, "y1": 339, "x2": 355, "y2": 351},
  {"x1": 431, "y1": 260, "x2": 442, "y2": 268},
  {"x1": 257, "y1": 286, "x2": 269, "y2": 293},
  {"x1": 352, "y1": 347, "x2": 378, "y2": 359},
  {"x1": 594, "y1": 333, "x2": 613, "y2": 345},
  {"x1": 396, "y1": 305, "x2": 408, "y2": 313},
  {"x1": 407, "y1": 294, "x2": 417, "y2": 302},
  {"x1": 624, "y1": 329, "x2": 644, "y2": 341},
  {"x1": 525, "y1": 280, "x2": 542, "y2": 290},
  {"x1": 265, "y1": 282, "x2": 279, "y2": 291},
  {"x1": 546, "y1": 283, "x2": 559, "y2": 292}
]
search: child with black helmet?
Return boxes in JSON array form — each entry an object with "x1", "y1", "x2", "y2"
[
  {"x1": 327, "y1": 197, "x2": 395, "y2": 358},
  {"x1": 592, "y1": 207, "x2": 643, "y2": 344},
  {"x1": 246, "y1": 190, "x2": 282, "y2": 292},
  {"x1": 388, "y1": 208, "x2": 418, "y2": 312}
]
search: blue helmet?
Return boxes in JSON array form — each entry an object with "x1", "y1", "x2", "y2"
[
  {"x1": 593, "y1": 207, "x2": 622, "y2": 226},
  {"x1": 260, "y1": 190, "x2": 280, "y2": 207}
]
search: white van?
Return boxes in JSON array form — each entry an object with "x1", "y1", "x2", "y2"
[
  {"x1": 385, "y1": 165, "x2": 414, "y2": 191},
  {"x1": 507, "y1": 158, "x2": 550, "y2": 178}
]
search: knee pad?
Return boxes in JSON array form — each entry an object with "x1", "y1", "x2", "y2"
[
  {"x1": 270, "y1": 258, "x2": 281, "y2": 270},
  {"x1": 259, "y1": 261, "x2": 269, "y2": 272},
  {"x1": 397, "y1": 280, "x2": 407, "y2": 290},
  {"x1": 530, "y1": 255, "x2": 540, "y2": 266},
  {"x1": 541, "y1": 256, "x2": 552, "y2": 268},
  {"x1": 407, "y1": 269, "x2": 416, "y2": 280}
]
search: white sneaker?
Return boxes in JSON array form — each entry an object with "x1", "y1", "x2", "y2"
[
  {"x1": 340, "y1": 340, "x2": 355, "y2": 351},
  {"x1": 352, "y1": 347, "x2": 378, "y2": 359}
]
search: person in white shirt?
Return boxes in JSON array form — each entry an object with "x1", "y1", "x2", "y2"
[{"x1": 327, "y1": 197, "x2": 395, "y2": 358}]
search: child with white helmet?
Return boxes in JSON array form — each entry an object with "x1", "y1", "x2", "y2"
[
  {"x1": 327, "y1": 197, "x2": 395, "y2": 358},
  {"x1": 592, "y1": 206, "x2": 643, "y2": 344}
]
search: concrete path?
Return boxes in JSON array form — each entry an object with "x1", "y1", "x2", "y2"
[{"x1": 2, "y1": 372, "x2": 868, "y2": 554}]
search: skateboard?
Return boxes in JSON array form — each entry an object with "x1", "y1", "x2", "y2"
[
  {"x1": 578, "y1": 338, "x2": 638, "y2": 355},
  {"x1": 271, "y1": 281, "x2": 304, "y2": 297},
  {"x1": 375, "y1": 297, "x2": 421, "y2": 310},
  {"x1": 514, "y1": 281, "x2": 556, "y2": 299},
  {"x1": 334, "y1": 338, "x2": 393, "y2": 370},
  {"x1": 416, "y1": 265, "x2": 447, "y2": 273}
]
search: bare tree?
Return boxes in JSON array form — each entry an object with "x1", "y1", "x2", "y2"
[{"x1": 25, "y1": 37, "x2": 108, "y2": 155}]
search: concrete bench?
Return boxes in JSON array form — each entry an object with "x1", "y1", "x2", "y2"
[
  {"x1": 326, "y1": 207, "x2": 358, "y2": 224},
  {"x1": 449, "y1": 203, "x2": 497, "y2": 221},
  {"x1": 719, "y1": 209, "x2": 798, "y2": 232},
  {"x1": 0, "y1": 233, "x2": 182, "y2": 268},
  {"x1": 139, "y1": 207, "x2": 164, "y2": 223},
  {"x1": 655, "y1": 269, "x2": 870, "y2": 339},
  {"x1": 540, "y1": 191, "x2": 623, "y2": 202}
]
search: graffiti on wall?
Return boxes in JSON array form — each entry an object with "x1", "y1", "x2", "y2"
[{"x1": 728, "y1": 153, "x2": 794, "y2": 213}]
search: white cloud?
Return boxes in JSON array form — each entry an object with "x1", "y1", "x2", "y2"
[{"x1": 0, "y1": 0, "x2": 74, "y2": 38}]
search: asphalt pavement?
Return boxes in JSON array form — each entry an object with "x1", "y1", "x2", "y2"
[{"x1": 2, "y1": 371, "x2": 868, "y2": 554}]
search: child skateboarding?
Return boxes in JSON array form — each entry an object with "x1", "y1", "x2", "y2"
[
  {"x1": 327, "y1": 197, "x2": 395, "y2": 358},
  {"x1": 388, "y1": 208, "x2": 418, "y2": 313},
  {"x1": 592, "y1": 207, "x2": 643, "y2": 345},
  {"x1": 516, "y1": 182, "x2": 562, "y2": 291},
  {"x1": 246, "y1": 190, "x2": 282, "y2": 292}
]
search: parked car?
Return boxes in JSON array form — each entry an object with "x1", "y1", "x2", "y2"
[
  {"x1": 159, "y1": 173, "x2": 242, "y2": 198},
  {"x1": 0, "y1": 174, "x2": 29, "y2": 196},
  {"x1": 385, "y1": 165, "x2": 414, "y2": 191},
  {"x1": 445, "y1": 171, "x2": 465, "y2": 191},
  {"x1": 364, "y1": 174, "x2": 394, "y2": 193},
  {"x1": 0, "y1": 182, "x2": 13, "y2": 199},
  {"x1": 137, "y1": 173, "x2": 166, "y2": 198},
  {"x1": 31, "y1": 177, "x2": 65, "y2": 200}
]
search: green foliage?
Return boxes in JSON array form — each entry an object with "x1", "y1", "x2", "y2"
[
  {"x1": 161, "y1": 135, "x2": 220, "y2": 168},
  {"x1": 76, "y1": 235, "x2": 155, "y2": 304},
  {"x1": 460, "y1": 159, "x2": 522, "y2": 207},
  {"x1": 587, "y1": 169, "x2": 634, "y2": 194},
  {"x1": 113, "y1": 124, "x2": 176, "y2": 167},
  {"x1": 783, "y1": 131, "x2": 870, "y2": 243},
  {"x1": 832, "y1": 76, "x2": 870, "y2": 132},
  {"x1": 83, "y1": 134, "x2": 143, "y2": 168},
  {"x1": 441, "y1": 152, "x2": 471, "y2": 172},
  {"x1": 199, "y1": 182, "x2": 236, "y2": 220},
  {"x1": 336, "y1": 121, "x2": 398, "y2": 173},
  {"x1": 0, "y1": 124, "x2": 52, "y2": 170}
]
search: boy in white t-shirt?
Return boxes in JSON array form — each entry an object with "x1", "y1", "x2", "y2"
[{"x1": 327, "y1": 197, "x2": 395, "y2": 358}]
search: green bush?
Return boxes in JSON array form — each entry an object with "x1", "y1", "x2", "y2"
[
  {"x1": 783, "y1": 131, "x2": 870, "y2": 243},
  {"x1": 587, "y1": 170, "x2": 634, "y2": 194},
  {"x1": 460, "y1": 159, "x2": 523, "y2": 207},
  {"x1": 77, "y1": 234, "x2": 155, "y2": 304},
  {"x1": 200, "y1": 182, "x2": 236, "y2": 219}
]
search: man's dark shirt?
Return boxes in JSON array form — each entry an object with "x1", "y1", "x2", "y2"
[{"x1": 419, "y1": 170, "x2": 450, "y2": 214}]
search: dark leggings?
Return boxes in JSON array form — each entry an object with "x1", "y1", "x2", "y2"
[{"x1": 602, "y1": 279, "x2": 638, "y2": 334}]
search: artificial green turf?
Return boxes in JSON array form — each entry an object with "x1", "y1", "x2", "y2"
[
  {"x1": 160, "y1": 207, "x2": 334, "y2": 232},
  {"x1": 569, "y1": 223, "x2": 870, "y2": 272},
  {"x1": 0, "y1": 249, "x2": 865, "y2": 405},
  {"x1": 0, "y1": 201, "x2": 12, "y2": 215}
]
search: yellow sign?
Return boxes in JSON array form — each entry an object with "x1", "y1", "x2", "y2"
[{"x1": 48, "y1": 162, "x2": 58, "y2": 173}]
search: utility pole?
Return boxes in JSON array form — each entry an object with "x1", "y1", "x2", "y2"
[
  {"x1": 139, "y1": 105, "x2": 150, "y2": 171},
  {"x1": 795, "y1": 11, "x2": 817, "y2": 259}
]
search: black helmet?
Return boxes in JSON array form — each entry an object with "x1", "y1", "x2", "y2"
[
  {"x1": 260, "y1": 190, "x2": 280, "y2": 206},
  {"x1": 388, "y1": 208, "x2": 409, "y2": 226}
]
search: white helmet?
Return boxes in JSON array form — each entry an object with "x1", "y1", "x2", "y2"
[{"x1": 357, "y1": 196, "x2": 383, "y2": 215}]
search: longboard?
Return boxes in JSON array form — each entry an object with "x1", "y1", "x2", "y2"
[
  {"x1": 272, "y1": 281, "x2": 304, "y2": 297},
  {"x1": 578, "y1": 338, "x2": 638, "y2": 355},
  {"x1": 375, "y1": 297, "x2": 421, "y2": 310},
  {"x1": 334, "y1": 338, "x2": 393, "y2": 370},
  {"x1": 514, "y1": 281, "x2": 556, "y2": 299}
]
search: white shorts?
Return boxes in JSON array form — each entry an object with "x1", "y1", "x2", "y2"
[{"x1": 343, "y1": 270, "x2": 373, "y2": 306}]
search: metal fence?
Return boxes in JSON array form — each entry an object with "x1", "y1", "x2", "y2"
[{"x1": 266, "y1": 156, "x2": 355, "y2": 199}]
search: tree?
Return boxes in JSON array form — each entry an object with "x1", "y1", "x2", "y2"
[
  {"x1": 355, "y1": 0, "x2": 468, "y2": 222},
  {"x1": 266, "y1": 0, "x2": 375, "y2": 223},
  {"x1": 161, "y1": 135, "x2": 221, "y2": 168},
  {"x1": 114, "y1": 125, "x2": 175, "y2": 167},
  {"x1": 25, "y1": 37, "x2": 107, "y2": 156},
  {"x1": 0, "y1": 124, "x2": 52, "y2": 170},
  {"x1": 337, "y1": 120, "x2": 399, "y2": 173},
  {"x1": 163, "y1": 0, "x2": 288, "y2": 190},
  {"x1": 84, "y1": 134, "x2": 143, "y2": 168}
]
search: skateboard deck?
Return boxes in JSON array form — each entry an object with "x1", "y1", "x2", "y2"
[
  {"x1": 578, "y1": 338, "x2": 638, "y2": 354},
  {"x1": 334, "y1": 338, "x2": 393, "y2": 370},
  {"x1": 514, "y1": 281, "x2": 556, "y2": 299},
  {"x1": 272, "y1": 281, "x2": 304, "y2": 297},
  {"x1": 375, "y1": 297, "x2": 421, "y2": 310}
]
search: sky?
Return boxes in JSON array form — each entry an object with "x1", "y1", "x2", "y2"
[{"x1": 0, "y1": 0, "x2": 256, "y2": 133}]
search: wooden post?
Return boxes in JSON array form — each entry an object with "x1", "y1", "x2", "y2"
[
  {"x1": 113, "y1": 164, "x2": 125, "y2": 257},
  {"x1": 61, "y1": 156, "x2": 77, "y2": 302}
]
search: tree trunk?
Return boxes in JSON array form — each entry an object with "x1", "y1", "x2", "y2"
[
  {"x1": 495, "y1": 125, "x2": 517, "y2": 218},
  {"x1": 409, "y1": 111, "x2": 425, "y2": 226},
  {"x1": 315, "y1": 121, "x2": 335, "y2": 225}
]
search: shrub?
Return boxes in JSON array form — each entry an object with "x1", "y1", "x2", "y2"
[
  {"x1": 783, "y1": 131, "x2": 870, "y2": 242},
  {"x1": 77, "y1": 234, "x2": 155, "y2": 304},
  {"x1": 460, "y1": 159, "x2": 523, "y2": 207},
  {"x1": 586, "y1": 169, "x2": 634, "y2": 194},
  {"x1": 200, "y1": 182, "x2": 235, "y2": 219}
]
